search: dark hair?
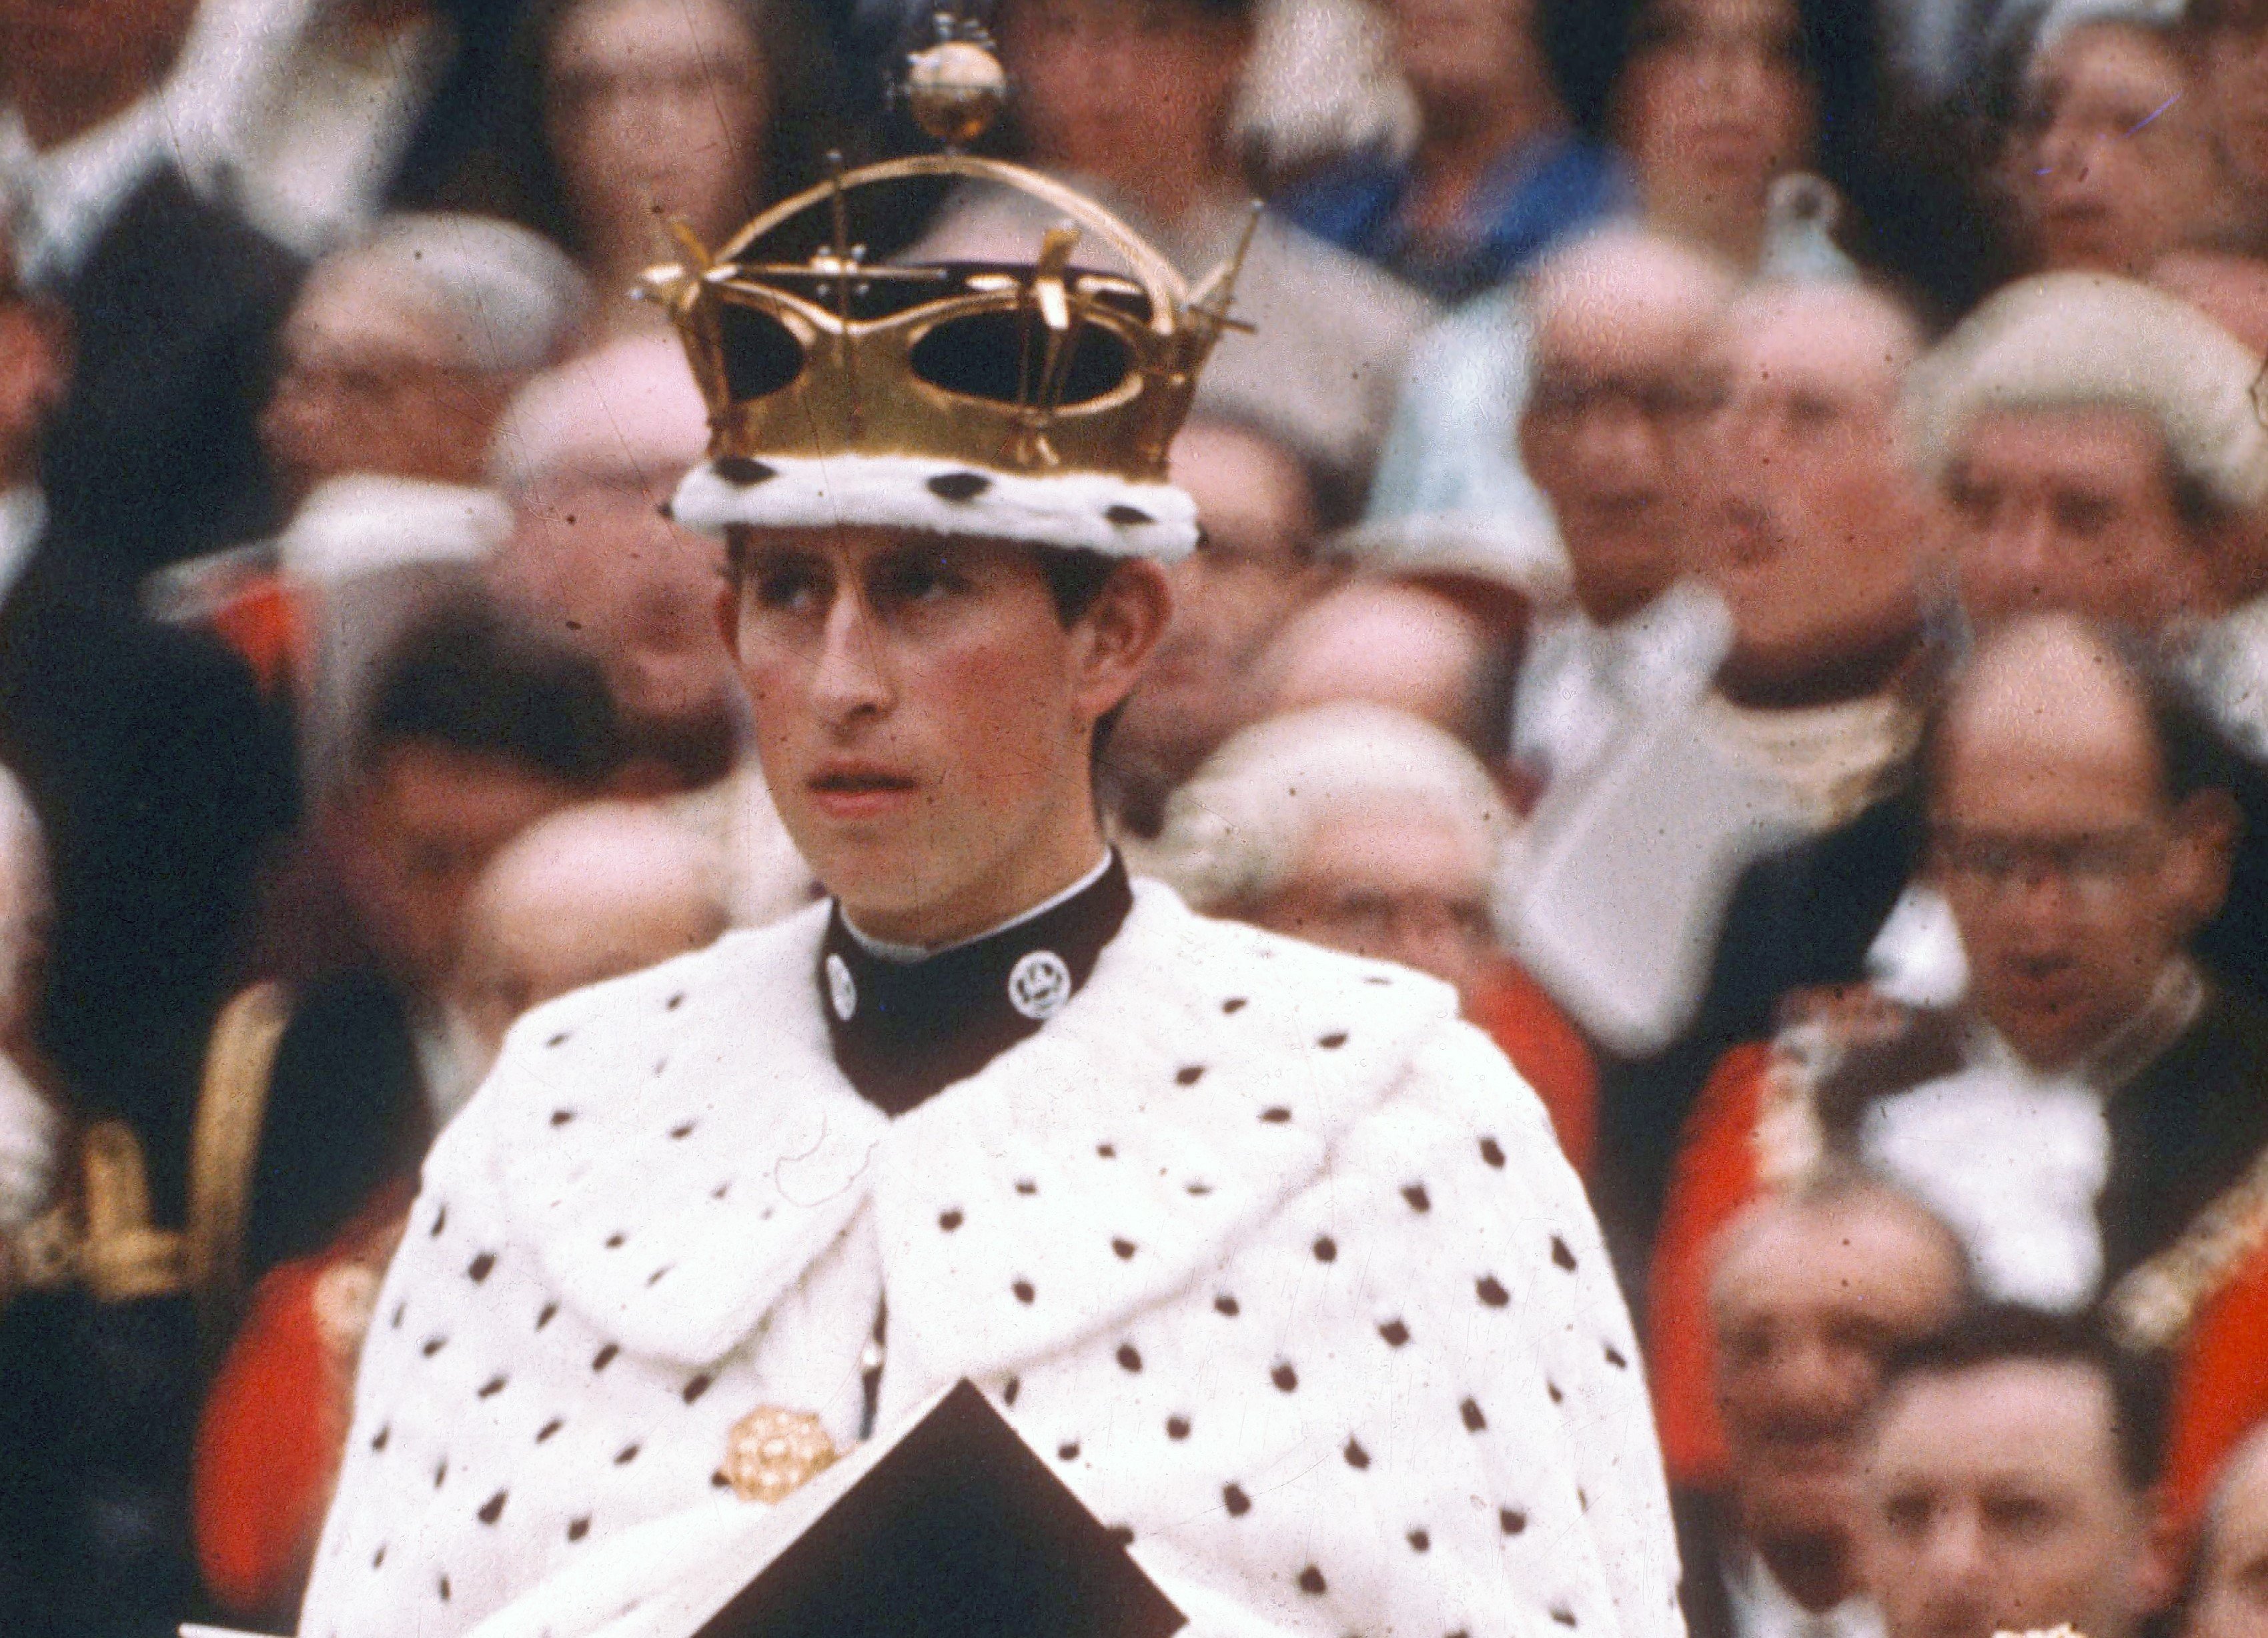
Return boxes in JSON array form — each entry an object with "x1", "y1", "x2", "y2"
[
  {"x1": 2184, "y1": 0, "x2": 2268, "y2": 35},
  {"x1": 1876, "y1": 1303, "x2": 2169, "y2": 1495},
  {"x1": 500, "y1": 0, "x2": 859, "y2": 262},
  {"x1": 358, "y1": 596, "x2": 625, "y2": 786},
  {"x1": 1542, "y1": 0, "x2": 2008, "y2": 323}
]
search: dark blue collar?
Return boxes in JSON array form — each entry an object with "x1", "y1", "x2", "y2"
[{"x1": 816, "y1": 854, "x2": 1134, "y2": 1116}]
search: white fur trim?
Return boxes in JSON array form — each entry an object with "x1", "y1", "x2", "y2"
[{"x1": 670, "y1": 454, "x2": 1199, "y2": 561}]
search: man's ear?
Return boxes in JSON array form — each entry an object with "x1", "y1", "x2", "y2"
[
  {"x1": 2171, "y1": 787, "x2": 2241, "y2": 930},
  {"x1": 2131, "y1": 1485, "x2": 2185, "y2": 1617},
  {"x1": 1069, "y1": 559, "x2": 1173, "y2": 725}
]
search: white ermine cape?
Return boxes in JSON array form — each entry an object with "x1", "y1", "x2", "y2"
[{"x1": 298, "y1": 883, "x2": 1680, "y2": 1638}]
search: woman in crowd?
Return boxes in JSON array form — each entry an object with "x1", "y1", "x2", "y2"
[
  {"x1": 503, "y1": 0, "x2": 852, "y2": 342},
  {"x1": 1997, "y1": 2, "x2": 2231, "y2": 277}
]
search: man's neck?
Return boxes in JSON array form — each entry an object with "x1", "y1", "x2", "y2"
[
  {"x1": 1714, "y1": 620, "x2": 1920, "y2": 712},
  {"x1": 1405, "y1": 89, "x2": 1564, "y2": 235},
  {"x1": 1752, "y1": 1529, "x2": 1858, "y2": 1616}
]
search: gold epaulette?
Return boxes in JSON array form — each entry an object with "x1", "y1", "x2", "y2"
[
  {"x1": 0, "y1": 1117, "x2": 187, "y2": 1305},
  {"x1": 185, "y1": 980, "x2": 291, "y2": 1348},
  {"x1": 2107, "y1": 1143, "x2": 2268, "y2": 1351}
]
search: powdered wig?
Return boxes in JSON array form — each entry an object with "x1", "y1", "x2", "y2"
[
  {"x1": 1148, "y1": 703, "x2": 1512, "y2": 914},
  {"x1": 1908, "y1": 272, "x2": 2268, "y2": 518}
]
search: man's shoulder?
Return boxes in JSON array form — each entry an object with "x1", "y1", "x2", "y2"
[{"x1": 73, "y1": 166, "x2": 302, "y2": 327}]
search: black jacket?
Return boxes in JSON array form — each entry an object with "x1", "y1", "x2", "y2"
[{"x1": 37, "y1": 165, "x2": 301, "y2": 578}]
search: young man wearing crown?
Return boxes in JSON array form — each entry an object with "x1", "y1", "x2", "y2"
[{"x1": 292, "y1": 68, "x2": 1680, "y2": 1638}]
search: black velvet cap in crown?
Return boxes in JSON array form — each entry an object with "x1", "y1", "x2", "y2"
[{"x1": 692, "y1": 1380, "x2": 1186, "y2": 1638}]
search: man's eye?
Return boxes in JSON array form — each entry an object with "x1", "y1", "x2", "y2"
[
  {"x1": 1882, "y1": 1493, "x2": 1932, "y2": 1536},
  {"x1": 752, "y1": 564, "x2": 826, "y2": 612},
  {"x1": 1985, "y1": 1495, "x2": 2057, "y2": 1539},
  {"x1": 875, "y1": 560, "x2": 962, "y2": 607}
]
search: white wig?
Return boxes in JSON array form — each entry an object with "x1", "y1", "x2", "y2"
[
  {"x1": 325, "y1": 213, "x2": 591, "y2": 379},
  {"x1": 1147, "y1": 703, "x2": 1510, "y2": 914},
  {"x1": 1908, "y1": 272, "x2": 2268, "y2": 516},
  {"x1": 2031, "y1": 0, "x2": 2185, "y2": 53}
]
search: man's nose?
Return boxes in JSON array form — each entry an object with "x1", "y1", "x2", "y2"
[
  {"x1": 1765, "y1": 1337, "x2": 1866, "y2": 1425},
  {"x1": 1571, "y1": 402, "x2": 1660, "y2": 477},
  {"x1": 809, "y1": 590, "x2": 894, "y2": 726},
  {"x1": 1916, "y1": 1500, "x2": 1993, "y2": 1592}
]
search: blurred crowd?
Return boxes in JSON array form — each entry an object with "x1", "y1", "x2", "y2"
[{"x1": 2, "y1": 0, "x2": 2268, "y2": 1632}]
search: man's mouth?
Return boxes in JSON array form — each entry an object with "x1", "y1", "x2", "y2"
[{"x1": 808, "y1": 766, "x2": 919, "y2": 818}]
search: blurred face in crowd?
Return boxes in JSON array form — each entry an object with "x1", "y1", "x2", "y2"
[
  {"x1": 2153, "y1": 249, "x2": 2268, "y2": 357},
  {"x1": 1947, "y1": 407, "x2": 2211, "y2": 633},
  {"x1": 0, "y1": 0, "x2": 198, "y2": 141},
  {"x1": 0, "y1": 284, "x2": 65, "y2": 488},
  {"x1": 1000, "y1": 0, "x2": 1249, "y2": 212},
  {"x1": 1710, "y1": 1192, "x2": 1965, "y2": 1587},
  {"x1": 1704, "y1": 285, "x2": 1930, "y2": 696},
  {"x1": 500, "y1": 466, "x2": 739, "y2": 788},
  {"x1": 545, "y1": 0, "x2": 768, "y2": 265},
  {"x1": 1860, "y1": 1359, "x2": 2168, "y2": 1638},
  {"x1": 2187, "y1": 1428, "x2": 2268, "y2": 1638},
  {"x1": 1614, "y1": 0, "x2": 1814, "y2": 239},
  {"x1": 2196, "y1": 11, "x2": 2268, "y2": 208},
  {"x1": 1265, "y1": 580, "x2": 1494, "y2": 746},
  {"x1": 1521, "y1": 245, "x2": 1731, "y2": 627},
  {"x1": 337, "y1": 743, "x2": 589, "y2": 995},
  {"x1": 1931, "y1": 619, "x2": 2232, "y2": 1072},
  {"x1": 1246, "y1": 800, "x2": 1500, "y2": 1007},
  {"x1": 453, "y1": 804, "x2": 725, "y2": 1066},
  {"x1": 1381, "y1": 0, "x2": 1548, "y2": 125},
  {"x1": 1108, "y1": 422, "x2": 1321, "y2": 829},
  {"x1": 721, "y1": 526, "x2": 1166, "y2": 946},
  {"x1": 2007, "y1": 23, "x2": 2221, "y2": 278},
  {"x1": 262, "y1": 263, "x2": 516, "y2": 508}
]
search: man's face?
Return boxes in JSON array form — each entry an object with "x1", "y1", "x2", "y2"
[
  {"x1": 261, "y1": 267, "x2": 508, "y2": 507},
  {"x1": 337, "y1": 744, "x2": 584, "y2": 996},
  {"x1": 502, "y1": 472, "x2": 738, "y2": 782},
  {"x1": 1712, "y1": 1201, "x2": 1964, "y2": 1557},
  {"x1": 2188, "y1": 1442, "x2": 2268, "y2": 1638},
  {"x1": 1381, "y1": 0, "x2": 1538, "y2": 117},
  {"x1": 1703, "y1": 293, "x2": 1926, "y2": 686},
  {"x1": 1860, "y1": 1361, "x2": 2161, "y2": 1638},
  {"x1": 1250, "y1": 805, "x2": 1499, "y2": 1007},
  {"x1": 2199, "y1": 19, "x2": 2268, "y2": 203},
  {"x1": 723, "y1": 527, "x2": 1157, "y2": 945},
  {"x1": 1520, "y1": 297, "x2": 1726, "y2": 626},
  {"x1": 2009, "y1": 24, "x2": 2221, "y2": 277},
  {"x1": 1932, "y1": 676, "x2": 2214, "y2": 1070},
  {"x1": 1948, "y1": 408, "x2": 2209, "y2": 633},
  {"x1": 1110, "y1": 426, "x2": 1318, "y2": 810},
  {"x1": 999, "y1": 0, "x2": 1247, "y2": 198}
]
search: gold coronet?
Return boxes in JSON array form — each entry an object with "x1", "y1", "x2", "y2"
[{"x1": 641, "y1": 138, "x2": 1255, "y2": 486}]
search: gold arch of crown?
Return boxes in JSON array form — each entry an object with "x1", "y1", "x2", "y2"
[{"x1": 641, "y1": 154, "x2": 1255, "y2": 485}]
